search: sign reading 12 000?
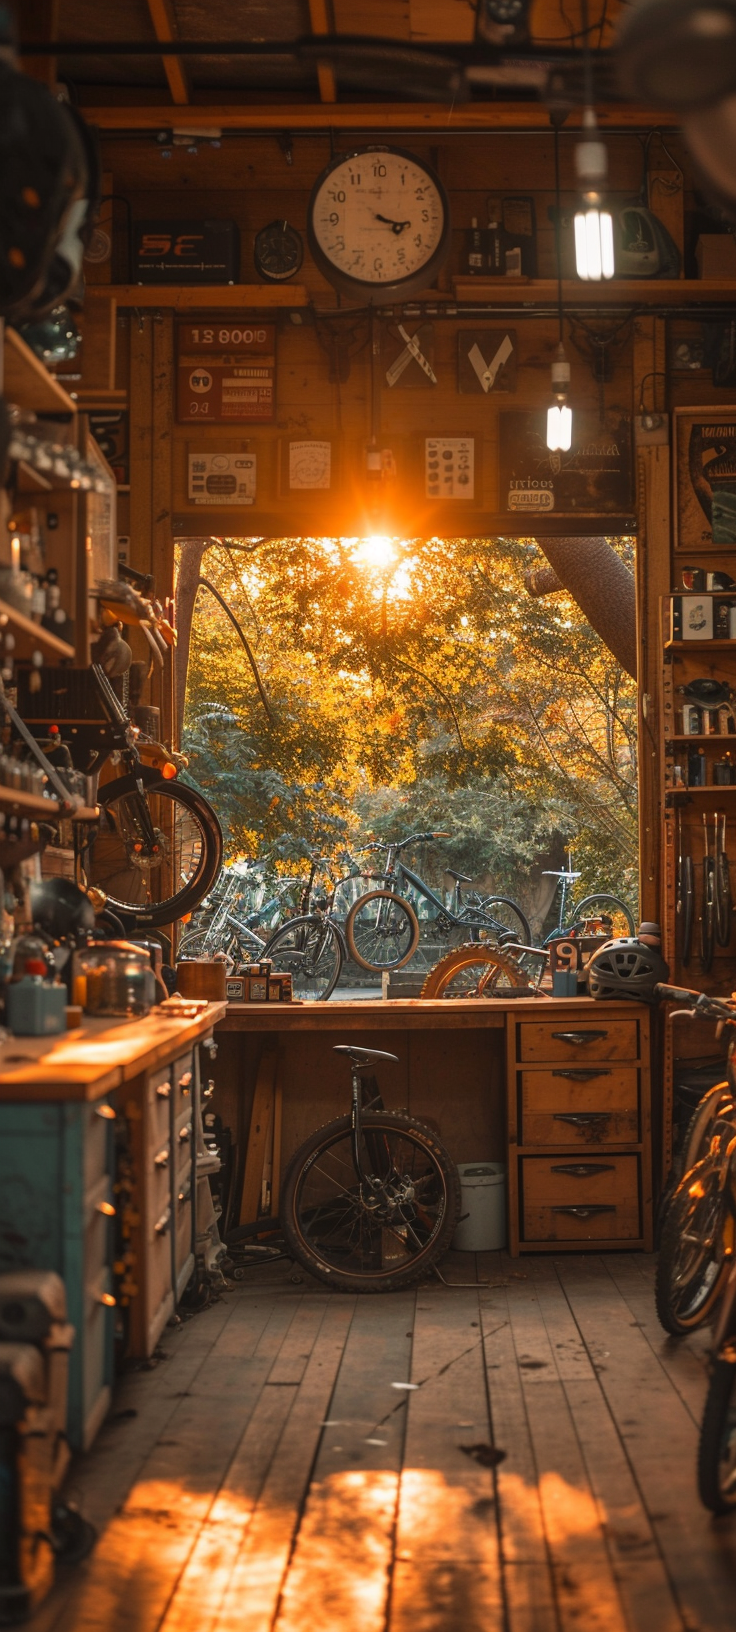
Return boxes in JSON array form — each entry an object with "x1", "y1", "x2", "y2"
[{"x1": 307, "y1": 146, "x2": 450, "y2": 304}]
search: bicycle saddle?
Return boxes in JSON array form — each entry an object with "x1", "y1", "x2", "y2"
[
  {"x1": 542, "y1": 869, "x2": 581, "y2": 879},
  {"x1": 445, "y1": 869, "x2": 472, "y2": 883},
  {"x1": 333, "y1": 1045, "x2": 399, "y2": 1066}
]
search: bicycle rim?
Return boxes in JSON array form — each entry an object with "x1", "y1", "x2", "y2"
[
  {"x1": 572, "y1": 894, "x2": 635, "y2": 937},
  {"x1": 346, "y1": 890, "x2": 419, "y2": 971},
  {"x1": 655, "y1": 1165, "x2": 729, "y2": 1333},
  {"x1": 421, "y1": 942, "x2": 529, "y2": 999},
  {"x1": 472, "y1": 896, "x2": 531, "y2": 945},
  {"x1": 698, "y1": 1359, "x2": 736, "y2": 1512},
  {"x1": 282, "y1": 1112, "x2": 458, "y2": 1289},
  {"x1": 91, "y1": 772, "x2": 222, "y2": 926},
  {"x1": 265, "y1": 915, "x2": 341, "y2": 1000}
]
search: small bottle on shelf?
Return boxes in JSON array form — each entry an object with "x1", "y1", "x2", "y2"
[{"x1": 467, "y1": 217, "x2": 484, "y2": 274}]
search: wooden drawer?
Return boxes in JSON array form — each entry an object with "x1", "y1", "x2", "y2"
[
  {"x1": 521, "y1": 1067, "x2": 639, "y2": 1146},
  {"x1": 521, "y1": 1155, "x2": 640, "y2": 1241},
  {"x1": 519, "y1": 1019, "x2": 638, "y2": 1064}
]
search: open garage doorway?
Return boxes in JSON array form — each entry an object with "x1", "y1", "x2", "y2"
[{"x1": 175, "y1": 534, "x2": 638, "y2": 992}]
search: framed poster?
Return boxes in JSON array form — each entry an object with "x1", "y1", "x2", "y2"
[
  {"x1": 674, "y1": 409, "x2": 736, "y2": 550},
  {"x1": 188, "y1": 450, "x2": 256, "y2": 505},
  {"x1": 499, "y1": 410, "x2": 633, "y2": 519},
  {"x1": 425, "y1": 437, "x2": 474, "y2": 499},
  {"x1": 176, "y1": 320, "x2": 275, "y2": 424}
]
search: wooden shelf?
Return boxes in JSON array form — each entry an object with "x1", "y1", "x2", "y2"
[
  {"x1": 671, "y1": 785, "x2": 736, "y2": 794},
  {"x1": 453, "y1": 277, "x2": 736, "y2": 308},
  {"x1": 668, "y1": 734, "x2": 736, "y2": 742},
  {"x1": 15, "y1": 460, "x2": 53, "y2": 495},
  {"x1": 86, "y1": 284, "x2": 309, "y2": 311},
  {"x1": 665, "y1": 639, "x2": 736, "y2": 651},
  {"x1": 0, "y1": 599, "x2": 74, "y2": 662},
  {"x1": 80, "y1": 102, "x2": 680, "y2": 135},
  {"x1": 0, "y1": 788, "x2": 98, "y2": 819},
  {"x1": 3, "y1": 328, "x2": 77, "y2": 415}
]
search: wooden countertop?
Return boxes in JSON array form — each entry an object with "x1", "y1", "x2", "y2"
[
  {"x1": 217, "y1": 995, "x2": 637, "y2": 1032},
  {"x1": 0, "y1": 1002, "x2": 226, "y2": 1101}
]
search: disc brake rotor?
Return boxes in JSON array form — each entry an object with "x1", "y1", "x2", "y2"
[{"x1": 125, "y1": 827, "x2": 168, "y2": 872}]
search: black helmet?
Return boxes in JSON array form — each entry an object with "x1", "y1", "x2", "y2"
[{"x1": 587, "y1": 937, "x2": 669, "y2": 1002}]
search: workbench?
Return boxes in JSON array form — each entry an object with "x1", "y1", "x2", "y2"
[
  {"x1": 0, "y1": 1003, "x2": 226, "y2": 1449},
  {"x1": 216, "y1": 996, "x2": 653, "y2": 1257}
]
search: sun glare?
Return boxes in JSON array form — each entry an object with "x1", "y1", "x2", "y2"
[{"x1": 354, "y1": 535, "x2": 396, "y2": 570}]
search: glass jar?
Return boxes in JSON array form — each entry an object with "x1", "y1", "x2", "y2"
[{"x1": 72, "y1": 941, "x2": 155, "y2": 1017}]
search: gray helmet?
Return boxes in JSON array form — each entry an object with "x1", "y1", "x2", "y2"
[{"x1": 587, "y1": 937, "x2": 669, "y2": 1002}]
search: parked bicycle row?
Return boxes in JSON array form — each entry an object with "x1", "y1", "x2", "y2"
[{"x1": 179, "y1": 835, "x2": 635, "y2": 1001}]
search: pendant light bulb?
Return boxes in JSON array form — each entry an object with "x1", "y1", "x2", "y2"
[
  {"x1": 574, "y1": 108, "x2": 615, "y2": 280},
  {"x1": 547, "y1": 342, "x2": 573, "y2": 452}
]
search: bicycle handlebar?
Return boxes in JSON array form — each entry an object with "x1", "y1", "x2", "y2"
[
  {"x1": 365, "y1": 830, "x2": 451, "y2": 853},
  {"x1": 654, "y1": 983, "x2": 736, "y2": 1020}
]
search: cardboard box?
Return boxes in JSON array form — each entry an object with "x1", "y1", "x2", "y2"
[{"x1": 695, "y1": 235, "x2": 736, "y2": 279}]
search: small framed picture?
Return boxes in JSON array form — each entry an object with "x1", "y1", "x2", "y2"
[
  {"x1": 682, "y1": 595, "x2": 714, "y2": 639},
  {"x1": 675, "y1": 408, "x2": 736, "y2": 551},
  {"x1": 226, "y1": 976, "x2": 245, "y2": 1001}
]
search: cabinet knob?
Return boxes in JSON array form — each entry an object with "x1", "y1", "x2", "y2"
[
  {"x1": 178, "y1": 1124, "x2": 191, "y2": 1142},
  {"x1": 154, "y1": 1148, "x2": 170, "y2": 1168},
  {"x1": 96, "y1": 1200, "x2": 116, "y2": 1217},
  {"x1": 97, "y1": 1290, "x2": 116, "y2": 1307},
  {"x1": 154, "y1": 1208, "x2": 172, "y2": 1236},
  {"x1": 95, "y1": 1103, "x2": 116, "y2": 1120},
  {"x1": 156, "y1": 1081, "x2": 171, "y2": 1099},
  {"x1": 179, "y1": 1072, "x2": 192, "y2": 1091}
]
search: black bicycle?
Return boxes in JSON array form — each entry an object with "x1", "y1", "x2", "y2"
[
  {"x1": 344, "y1": 832, "x2": 531, "y2": 973},
  {"x1": 280, "y1": 1043, "x2": 461, "y2": 1291}
]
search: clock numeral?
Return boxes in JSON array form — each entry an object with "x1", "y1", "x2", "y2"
[
  {"x1": 333, "y1": 189, "x2": 346, "y2": 203},
  {"x1": 421, "y1": 210, "x2": 429, "y2": 222},
  {"x1": 329, "y1": 212, "x2": 340, "y2": 225},
  {"x1": 374, "y1": 257, "x2": 383, "y2": 270},
  {"x1": 373, "y1": 162, "x2": 387, "y2": 177},
  {"x1": 397, "y1": 249, "x2": 406, "y2": 264},
  {"x1": 350, "y1": 172, "x2": 361, "y2": 184},
  {"x1": 414, "y1": 234, "x2": 424, "y2": 248}
]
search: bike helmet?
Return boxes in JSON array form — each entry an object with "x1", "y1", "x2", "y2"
[{"x1": 587, "y1": 937, "x2": 669, "y2": 1002}]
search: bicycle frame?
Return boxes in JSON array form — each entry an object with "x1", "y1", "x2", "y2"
[{"x1": 350, "y1": 1064, "x2": 386, "y2": 1185}]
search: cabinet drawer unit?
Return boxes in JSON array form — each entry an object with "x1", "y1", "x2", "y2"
[
  {"x1": 521, "y1": 1155, "x2": 641, "y2": 1242},
  {"x1": 520, "y1": 1067, "x2": 639, "y2": 1147},
  {"x1": 519, "y1": 1019, "x2": 638, "y2": 1064},
  {"x1": 506, "y1": 1002, "x2": 652, "y2": 1254}
]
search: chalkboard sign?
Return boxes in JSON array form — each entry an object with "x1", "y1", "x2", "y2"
[{"x1": 499, "y1": 411, "x2": 633, "y2": 521}]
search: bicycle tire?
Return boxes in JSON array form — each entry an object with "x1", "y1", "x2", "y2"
[
  {"x1": 717, "y1": 850, "x2": 732, "y2": 948},
  {"x1": 91, "y1": 768, "x2": 222, "y2": 928},
  {"x1": 572, "y1": 894, "x2": 635, "y2": 937},
  {"x1": 701, "y1": 859, "x2": 716, "y2": 972},
  {"x1": 420, "y1": 942, "x2": 529, "y2": 999},
  {"x1": 345, "y1": 889, "x2": 420, "y2": 972},
  {"x1": 280, "y1": 1110, "x2": 461, "y2": 1292},
  {"x1": 655, "y1": 1159, "x2": 730, "y2": 1335},
  {"x1": 656, "y1": 1080, "x2": 732, "y2": 1244},
  {"x1": 472, "y1": 895, "x2": 531, "y2": 945},
  {"x1": 264, "y1": 914, "x2": 342, "y2": 1001},
  {"x1": 698, "y1": 1358, "x2": 736, "y2": 1513},
  {"x1": 682, "y1": 854, "x2": 695, "y2": 966}
]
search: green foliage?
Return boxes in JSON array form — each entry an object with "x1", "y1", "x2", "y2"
[{"x1": 181, "y1": 534, "x2": 638, "y2": 917}]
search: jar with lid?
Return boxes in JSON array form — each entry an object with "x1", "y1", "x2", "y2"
[{"x1": 72, "y1": 941, "x2": 155, "y2": 1017}]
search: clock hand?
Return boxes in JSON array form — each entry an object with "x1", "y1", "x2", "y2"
[{"x1": 374, "y1": 213, "x2": 412, "y2": 236}]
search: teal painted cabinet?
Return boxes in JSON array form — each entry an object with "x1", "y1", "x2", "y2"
[{"x1": 0, "y1": 1097, "x2": 116, "y2": 1450}]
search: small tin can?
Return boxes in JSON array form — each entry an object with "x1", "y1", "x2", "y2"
[{"x1": 682, "y1": 705, "x2": 701, "y2": 735}]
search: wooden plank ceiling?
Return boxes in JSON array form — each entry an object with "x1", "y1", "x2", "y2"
[{"x1": 54, "y1": 0, "x2": 625, "y2": 102}]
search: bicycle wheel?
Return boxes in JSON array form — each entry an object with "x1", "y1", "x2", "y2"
[
  {"x1": 656, "y1": 1080, "x2": 732, "y2": 1243},
  {"x1": 655, "y1": 1158, "x2": 731, "y2": 1335},
  {"x1": 90, "y1": 768, "x2": 222, "y2": 928},
  {"x1": 471, "y1": 895, "x2": 531, "y2": 945},
  {"x1": 264, "y1": 914, "x2": 342, "y2": 1001},
  {"x1": 698, "y1": 1358, "x2": 736, "y2": 1513},
  {"x1": 420, "y1": 942, "x2": 530, "y2": 999},
  {"x1": 345, "y1": 889, "x2": 419, "y2": 972},
  {"x1": 571, "y1": 893, "x2": 635, "y2": 937},
  {"x1": 280, "y1": 1110, "x2": 460, "y2": 1292}
]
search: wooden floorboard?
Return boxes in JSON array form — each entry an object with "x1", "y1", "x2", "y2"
[{"x1": 26, "y1": 1255, "x2": 736, "y2": 1632}]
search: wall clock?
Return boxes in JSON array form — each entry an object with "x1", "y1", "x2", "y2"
[
  {"x1": 307, "y1": 146, "x2": 451, "y2": 304},
  {"x1": 254, "y1": 219, "x2": 304, "y2": 283}
]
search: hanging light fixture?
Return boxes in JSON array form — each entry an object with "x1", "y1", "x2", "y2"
[
  {"x1": 574, "y1": 109, "x2": 615, "y2": 280},
  {"x1": 574, "y1": 0, "x2": 615, "y2": 281},
  {"x1": 547, "y1": 123, "x2": 573, "y2": 452}
]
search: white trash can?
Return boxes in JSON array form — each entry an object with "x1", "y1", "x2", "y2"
[{"x1": 452, "y1": 1162, "x2": 506, "y2": 1252}]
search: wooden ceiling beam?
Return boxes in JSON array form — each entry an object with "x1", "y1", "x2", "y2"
[
  {"x1": 145, "y1": 0, "x2": 189, "y2": 105},
  {"x1": 308, "y1": 0, "x2": 338, "y2": 104},
  {"x1": 80, "y1": 100, "x2": 678, "y2": 132}
]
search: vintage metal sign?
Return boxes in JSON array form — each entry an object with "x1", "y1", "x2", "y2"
[
  {"x1": 176, "y1": 322, "x2": 275, "y2": 424},
  {"x1": 499, "y1": 411, "x2": 633, "y2": 518}
]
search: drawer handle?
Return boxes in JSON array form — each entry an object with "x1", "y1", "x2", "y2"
[
  {"x1": 178, "y1": 1181, "x2": 191, "y2": 1204},
  {"x1": 551, "y1": 1030, "x2": 608, "y2": 1046},
  {"x1": 156, "y1": 1081, "x2": 171, "y2": 1099},
  {"x1": 154, "y1": 1147, "x2": 170, "y2": 1168},
  {"x1": 97, "y1": 1290, "x2": 117, "y2": 1307},
  {"x1": 551, "y1": 1163, "x2": 616, "y2": 1177},
  {"x1": 551, "y1": 1069, "x2": 611, "y2": 1082},
  {"x1": 154, "y1": 1207, "x2": 172, "y2": 1236},
  {"x1": 553, "y1": 1113, "x2": 611, "y2": 1128},
  {"x1": 96, "y1": 1200, "x2": 116, "y2": 1217},
  {"x1": 95, "y1": 1104, "x2": 116, "y2": 1120},
  {"x1": 179, "y1": 1072, "x2": 192, "y2": 1091},
  {"x1": 552, "y1": 1205, "x2": 616, "y2": 1220},
  {"x1": 178, "y1": 1124, "x2": 191, "y2": 1142}
]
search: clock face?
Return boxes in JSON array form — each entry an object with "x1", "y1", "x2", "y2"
[{"x1": 308, "y1": 146, "x2": 450, "y2": 302}]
